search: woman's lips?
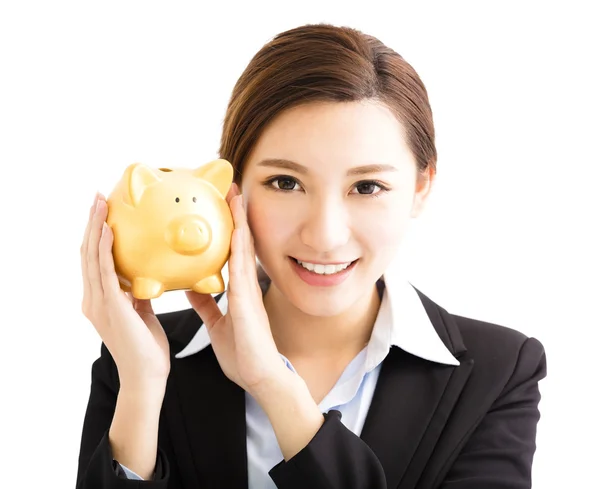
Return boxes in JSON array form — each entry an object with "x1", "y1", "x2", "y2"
[{"x1": 288, "y1": 257, "x2": 358, "y2": 286}]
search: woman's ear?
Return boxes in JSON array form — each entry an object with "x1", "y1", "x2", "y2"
[{"x1": 410, "y1": 167, "x2": 435, "y2": 218}]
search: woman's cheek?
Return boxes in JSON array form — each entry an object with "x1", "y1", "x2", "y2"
[
  {"x1": 354, "y1": 204, "x2": 409, "y2": 244},
  {"x1": 246, "y1": 199, "x2": 293, "y2": 255}
]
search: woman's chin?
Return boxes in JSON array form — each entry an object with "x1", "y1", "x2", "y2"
[
  {"x1": 285, "y1": 286, "x2": 361, "y2": 318},
  {"x1": 293, "y1": 300, "x2": 346, "y2": 318}
]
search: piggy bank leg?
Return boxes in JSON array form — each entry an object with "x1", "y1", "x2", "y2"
[
  {"x1": 191, "y1": 273, "x2": 225, "y2": 294},
  {"x1": 131, "y1": 277, "x2": 165, "y2": 300}
]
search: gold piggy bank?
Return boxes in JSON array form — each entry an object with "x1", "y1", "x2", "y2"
[{"x1": 106, "y1": 159, "x2": 234, "y2": 299}]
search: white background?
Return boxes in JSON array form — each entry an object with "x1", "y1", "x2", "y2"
[{"x1": 1, "y1": 1, "x2": 598, "y2": 487}]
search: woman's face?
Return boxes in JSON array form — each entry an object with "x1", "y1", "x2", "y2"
[{"x1": 241, "y1": 100, "x2": 433, "y2": 317}]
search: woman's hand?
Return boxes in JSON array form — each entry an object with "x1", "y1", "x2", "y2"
[
  {"x1": 186, "y1": 184, "x2": 326, "y2": 460},
  {"x1": 80, "y1": 193, "x2": 170, "y2": 394},
  {"x1": 185, "y1": 183, "x2": 288, "y2": 395}
]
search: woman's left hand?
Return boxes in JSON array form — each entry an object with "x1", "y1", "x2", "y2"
[{"x1": 185, "y1": 183, "x2": 288, "y2": 395}]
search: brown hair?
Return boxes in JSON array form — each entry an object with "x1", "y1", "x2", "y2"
[{"x1": 218, "y1": 23, "x2": 437, "y2": 183}]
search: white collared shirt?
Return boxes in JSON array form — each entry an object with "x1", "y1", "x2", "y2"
[{"x1": 121, "y1": 272, "x2": 459, "y2": 487}]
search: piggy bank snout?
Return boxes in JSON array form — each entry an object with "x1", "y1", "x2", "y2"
[{"x1": 165, "y1": 215, "x2": 212, "y2": 255}]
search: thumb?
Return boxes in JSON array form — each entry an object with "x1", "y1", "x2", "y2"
[
  {"x1": 185, "y1": 290, "x2": 223, "y2": 332},
  {"x1": 130, "y1": 296, "x2": 155, "y2": 314}
]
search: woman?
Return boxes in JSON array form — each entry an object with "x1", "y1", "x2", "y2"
[{"x1": 76, "y1": 23, "x2": 546, "y2": 489}]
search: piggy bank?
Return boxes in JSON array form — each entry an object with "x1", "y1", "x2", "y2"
[{"x1": 106, "y1": 159, "x2": 234, "y2": 299}]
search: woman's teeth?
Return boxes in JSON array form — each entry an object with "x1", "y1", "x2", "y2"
[{"x1": 295, "y1": 259, "x2": 354, "y2": 275}]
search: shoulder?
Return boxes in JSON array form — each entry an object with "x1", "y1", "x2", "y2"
[
  {"x1": 448, "y1": 312, "x2": 547, "y2": 397},
  {"x1": 451, "y1": 312, "x2": 545, "y2": 364},
  {"x1": 415, "y1": 286, "x2": 546, "y2": 382}
]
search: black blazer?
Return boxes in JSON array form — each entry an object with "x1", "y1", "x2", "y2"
[{"x1": 75, "y1": 287, "x2": 546, "y2": 489}]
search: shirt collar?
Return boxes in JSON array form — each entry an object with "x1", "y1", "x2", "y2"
[{"x1": 175, "y1": 270, "x2": 459, "y2": 367}]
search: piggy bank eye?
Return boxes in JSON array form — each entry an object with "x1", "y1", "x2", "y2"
[
  {"x1": 175, "y1": 197, "x2": 180, "y2": 203},
  {"x1": 193, "y1": 197, "x2": 197, "y2": 203}
]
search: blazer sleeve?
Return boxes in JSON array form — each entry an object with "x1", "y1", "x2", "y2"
[
  {"x1": 75, "y1": 343, "x2": 170, "y2": 488},
  {"x1": 437, "y1": 336, "x2": 547, "y2": 489},
  {"x1": 268, "y1": 337, "x2": 547, "y2": 489},
  {"x1": 268, "y1": 410, "x2": 387, "y2": 488}
]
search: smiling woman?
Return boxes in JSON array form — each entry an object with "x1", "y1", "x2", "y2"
[
  {"x1": 76, "y1": 22, "x2": 546, "y2": 489},
  {"x1": 241, "y1": 100, "x2": 419, "y2": 323}
]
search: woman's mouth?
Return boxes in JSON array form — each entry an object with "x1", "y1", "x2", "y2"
[{"x1": 288, "y1": 257, "x2": 359, "y2": 286}]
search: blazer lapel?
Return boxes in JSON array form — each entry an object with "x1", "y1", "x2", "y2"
[
  {"x1": 164, "y1": 311, "x2": 248, "y2": 489},
  {"x1": 360, "y1": 287, "x2": 474, "y2": 489}
]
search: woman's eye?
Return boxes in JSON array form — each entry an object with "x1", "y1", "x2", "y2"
[
  {"x1": 271, "y1": 177, "x2": 299, "y2": 191},
  {"x1": 354, "y1": 181, "x2": 382, "y2": 195}
]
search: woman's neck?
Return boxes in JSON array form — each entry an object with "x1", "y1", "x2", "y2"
[{"x1": 263, "y1": 281, "x2": 381, "y2": 363}]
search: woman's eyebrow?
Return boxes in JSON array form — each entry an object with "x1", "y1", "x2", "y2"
[{"x1": 257, "y1": 158, "x2": 398, "y2": 175}]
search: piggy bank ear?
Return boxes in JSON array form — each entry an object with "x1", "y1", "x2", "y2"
[
  {"x1": 128, "y1": 163, "x2": 162, "y2": 206},
  {"x1": 193, "y1": 159, "x2": 234, "y2": 198}
]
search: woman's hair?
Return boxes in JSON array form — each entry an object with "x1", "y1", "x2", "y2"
[{"x1": 218, "y1": 23, "x2": 437, "y2": 184}]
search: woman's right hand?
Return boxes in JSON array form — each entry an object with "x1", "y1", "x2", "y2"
[{"x1": 80, "y1": 192, "x2": 170, "y2": 395}]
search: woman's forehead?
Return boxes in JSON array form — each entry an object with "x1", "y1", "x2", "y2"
[{"x1": 246, "y1": 101, "x2": 415, "y2": 174}]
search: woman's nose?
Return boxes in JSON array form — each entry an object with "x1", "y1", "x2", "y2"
[{"x1": 299, "y1": 198, "x2": 351, "y2": 253}]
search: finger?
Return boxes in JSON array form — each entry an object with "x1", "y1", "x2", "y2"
[
  {"x1": 86, "y1": 194, "x2": 108, "y2": 301},
  {"x1": 240, "y1": 196, "x2": 257, "y2": 262},
  {"x1": 98, "y1": 221, "x2": 122, "y2": 298},
  {"x1": 227, "y1": 195, "x2": 246, "y2": 294},
  {"x1": 81, "y1": 192, "x2": 100, "y2": 262},
  {"x1": 185, "y1": 290, "x2": 224, "y2": 332},
  {"x1": 132, "y1": 297, "x2": 155, "y2": 316},
  {"x1": 81, "y1": 193, "x2": 99, "y2": 298},
  {"x1": 235, "y1": 194, "x2": 258, "y2": 286},
  {"x1": 134, "y1": 298, "x2": 166, "y2": 339}
]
